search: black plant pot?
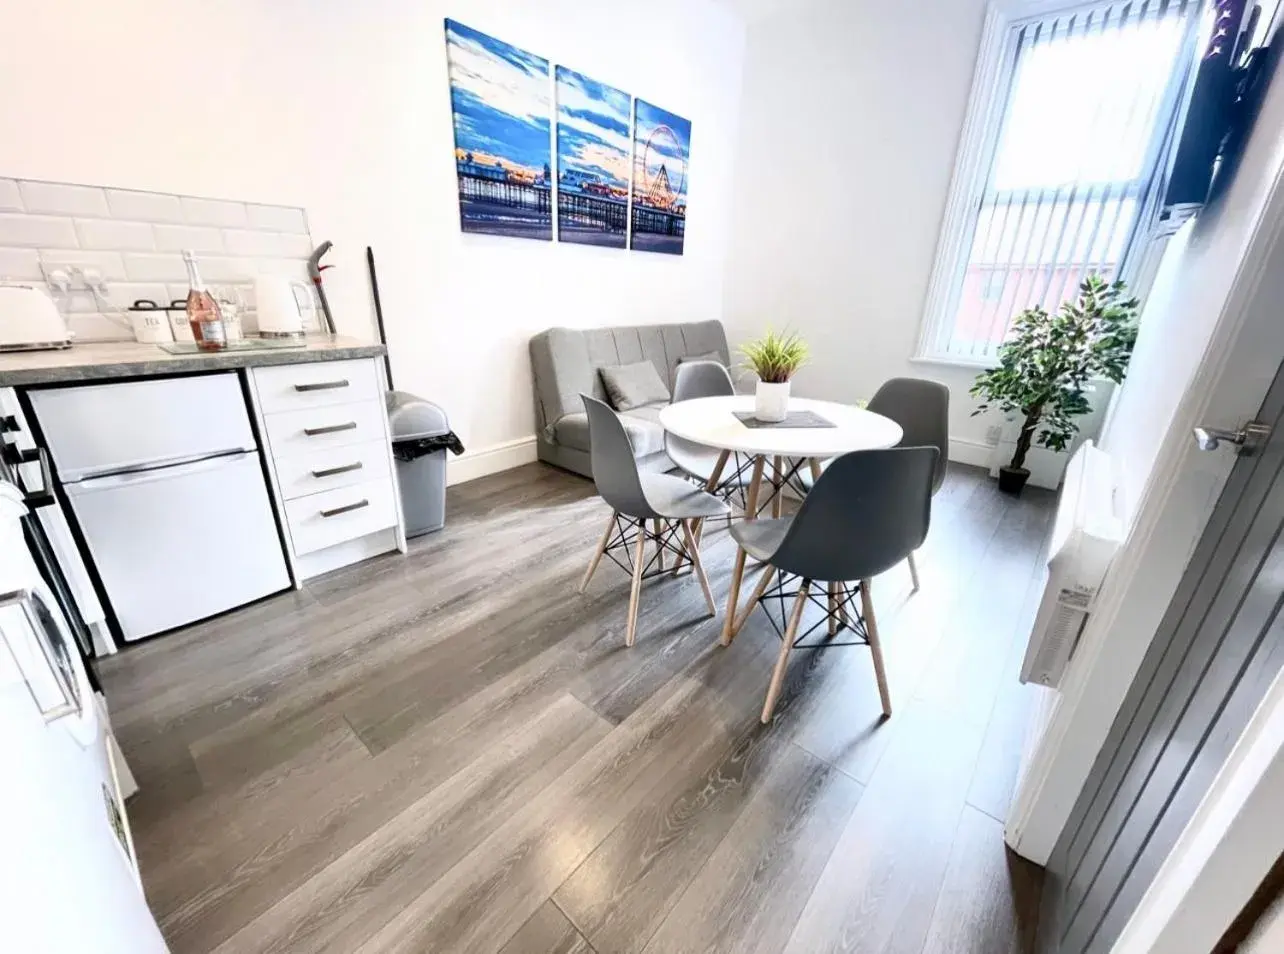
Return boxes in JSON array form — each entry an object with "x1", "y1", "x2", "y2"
[{"x1": 997, "y1": 465, "x2": 1031, "y2": 496}]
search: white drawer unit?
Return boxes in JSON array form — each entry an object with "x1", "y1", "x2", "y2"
[
  {"x1": 272, "y1": 439, "x2": 391, "y2": 501},
  {"x1": 262, "y1": 399, "x2": 386, "y2": 457},
  {"x1": 283, "y1": 477, "x2": 398, "y2": 556},
  {"x1": 252, "y1": 359, "x2": 382, "y2": 414},
  {"x1": 247, "y1": 356, "x2": 405, "y2": 583}
]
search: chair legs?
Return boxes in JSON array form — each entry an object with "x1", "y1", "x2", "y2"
[
  {"x1": 907, "y1": 551, "x2": 921, "y2": 593},
  {"x1": 762, "y1": 580, "x2": 810, "y2": 723},
  {"x1": 725, "y1": 564, "x2": 776, "y2": 646},
  {"x1": 739, "y1": 573, "x2": 893, "y2": 724},
  {"x1": 681, "y1": 519, "x2": 717, "y2": 617},
  {"x1": 578, "y1": 510, "x2": 617, "y2": 594},
  {"x1": 860, "y1": 578, "x2": 893, "y2": 717},
  {"x1": 625, "y1": 520, "x2": 647, "y2": 648},
  {"x1": 579, "y1": 512, "x2": 718, "y2": 647}
]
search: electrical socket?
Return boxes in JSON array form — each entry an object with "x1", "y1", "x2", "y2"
[
  {"x1": 41, "y1": 265, "x2": 72, "y2": 293},
  {"x1": 985, "y1": 424, "x2": 1003, "y2": 446}
]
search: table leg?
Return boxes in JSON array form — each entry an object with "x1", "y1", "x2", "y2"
[
  {"x1": 808, "y1": 457, "x2": 823, "y2": 485},
  {"x1": 771, "y1": 456, "x2": 784, "y2": 519},
  {"x1": 721, "y1": 455, "x2": 766, "y2": 646}
]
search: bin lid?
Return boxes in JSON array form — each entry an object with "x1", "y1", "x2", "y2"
[{"x1": 387, "y1": 390, "x2": 450, "y2": 440}]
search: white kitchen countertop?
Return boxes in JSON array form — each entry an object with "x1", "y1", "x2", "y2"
[{"x1": 0, "y1": 336, "x2": 386, "y2": 387}]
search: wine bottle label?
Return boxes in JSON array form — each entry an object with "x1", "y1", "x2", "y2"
[{"x1": 199, "y1": 319, "x2": 227, "y2": 344}]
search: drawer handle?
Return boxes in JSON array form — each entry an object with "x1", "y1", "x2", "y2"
[
  {"x1": 294, "y1": 379, "x2": 350, "y2": 392},
  {"x1": 320, "y1": 498, "x2": 369, "y2": 518},
  {"x1": 312, "y1": 461, "x2": 364, "y2": 479},
  {"x1": 304, "y1": 421, "x2": 358, "y2": 437}
]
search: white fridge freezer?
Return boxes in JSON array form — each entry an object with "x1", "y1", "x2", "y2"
[{"x1": 29, "y1": 374, "x2": 291, "y2": 641}]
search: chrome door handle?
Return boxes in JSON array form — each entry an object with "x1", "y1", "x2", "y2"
[
  {"x1": 304, "y1": 421, "x2": 358, "y2": 437},
  {"x1": 294, "y1": 379, "x2": 349, "y2": 392},
  {"x1": 311, "y1": 461, "x2": 363, "y2": 479},
  {"x1": 320, "y1": 498, "x2": 369, "y2": 518},
  {"x1": 1192, "y1": 421, "x2": 1271, "y2": 456}
]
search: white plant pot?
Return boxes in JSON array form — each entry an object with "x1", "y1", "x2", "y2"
[{"x1": 754, "y1": 380, "x2": 790, "y2": 422}]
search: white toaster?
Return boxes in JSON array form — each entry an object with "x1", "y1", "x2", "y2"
[{"x1": 0, "y1": 283, "x2": 72, "y2": 352}]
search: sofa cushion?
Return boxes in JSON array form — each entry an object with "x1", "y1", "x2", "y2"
[
  {"x1": 599, "y1": 361, "x2": 670, "y2": 411},
  {"x1": 554, "y1": 410, "x2": 666, "y2": 458}
]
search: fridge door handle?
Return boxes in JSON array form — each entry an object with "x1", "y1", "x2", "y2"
[
  {"x1": 0, "y1": 589, "x2": 80, "y2": 723},
  {"x1": 69, "y1": 451, "x2": 256, "y2": 492}
]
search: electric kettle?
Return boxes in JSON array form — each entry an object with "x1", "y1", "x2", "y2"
[
  {"x1": 254, "y1": 277, "x2": 315, "y2": 338},
  {"x1": 0, "y1": 283, "x2": 72, "y2": 352}
]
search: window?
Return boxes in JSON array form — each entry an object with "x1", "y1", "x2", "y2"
[{"x1": 918, "y1": 0, "x2": 1200, "y2": 364}]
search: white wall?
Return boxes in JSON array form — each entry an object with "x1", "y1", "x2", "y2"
[
  {"x1": 722, "y1": 0, "x2": 994, "y2": 451},
  {"x1": 0, "y1": 0, "x2": 747, "y2": 480}
]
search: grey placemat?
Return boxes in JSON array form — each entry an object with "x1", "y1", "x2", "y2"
[{"x1": 733, "y1": 410, "x2": 835, "y2": 429}]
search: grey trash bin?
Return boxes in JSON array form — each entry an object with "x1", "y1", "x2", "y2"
[{"x1": 387, "y1": 391, "x2": 453, "y2": 537}]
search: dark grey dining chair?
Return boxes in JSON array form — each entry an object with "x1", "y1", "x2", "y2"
[
  {"x1": 725, "y1": 446, "x2": 939, "y2": 723},
  {"x1": 867, "y1": 378, "x2": 949, "y2": 591},
  {"x1": 577, "y1": 394, "x2": 730, "y2": 647},
  {"x1": 800, "y1": 376, "x2": 949, "y2": 591}
]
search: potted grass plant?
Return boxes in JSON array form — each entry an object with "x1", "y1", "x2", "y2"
[
  {"x1": 971, "y1": 274, "x2": 1140, "y2": 495},
  {"x1": 740, "y1": 328, "x2": 808, "y2": 422}
]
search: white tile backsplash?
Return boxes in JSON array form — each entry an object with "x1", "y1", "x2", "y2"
[
  {"x1": 0, "y1": 178, "x2": 312, "y2": 341},
  {"x1": 0, "y1": 213, "x2": 79, "y2": 248},
  {"x1": 222, "y1": 228, "x2": 281, "y2": 257},
  {"x1": 105, "y1": 189, "x2": 183, "y2": 223},
  {"x1": 19, "y1": 181, "x2": 110, "y2": 217},
  {"x1": 122, "y1": 253, "x2": 191, "y2": 283},
  {"x1": 0, "y1": 179, "x2": 22, "y2": 212},
  {"x1": 246, "y1": 204, "x2": 308, "y2": 234},
  {"x1": 152, "y1": 224, "x2": 223, "y2": 254},
  {"x1": 180, "y1": 197, "x2": 248, "y2": 228},
  {"x1": 74, "y1": 219, "x2": 154, "y2": 252},
  {"x1": 0, "y1": 248, "x2": 42, "y2": 280}
]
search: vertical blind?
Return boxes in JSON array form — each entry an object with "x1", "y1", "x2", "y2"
[{"x1": 936, "y1": 0, "x2": 1197, "y2": 360}]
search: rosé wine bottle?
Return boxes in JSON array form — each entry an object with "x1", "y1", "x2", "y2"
[{"x1": 182, "y1": 250, "x2": 226, "y2": 351}]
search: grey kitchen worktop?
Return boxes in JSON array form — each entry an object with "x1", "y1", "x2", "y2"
[{"x1": 0, "y1": 336, "x2": 386, "y2": 386}]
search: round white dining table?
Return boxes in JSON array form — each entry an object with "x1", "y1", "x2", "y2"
[{"x1": 659, "y1": 395, "x2": 903, "y2": 642}]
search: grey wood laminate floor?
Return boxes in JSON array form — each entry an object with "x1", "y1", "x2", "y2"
[{"x1": 97, "y1": 461, "x2": 1053, "y2": 954}]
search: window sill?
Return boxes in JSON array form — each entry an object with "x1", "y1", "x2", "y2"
[{"x1": 909, "y1": 353, "x2": 996, "y2": 372}]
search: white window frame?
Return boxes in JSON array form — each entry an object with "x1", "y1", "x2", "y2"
[{"x1": 915, "y1": 0, "x2": 1199, "y2": 369}]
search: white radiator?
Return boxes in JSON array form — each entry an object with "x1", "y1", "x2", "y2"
[{"x1": 1021, "y1": 441, "x2": 1125, "y2": 688}]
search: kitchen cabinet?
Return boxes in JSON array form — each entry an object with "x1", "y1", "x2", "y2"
[{"x1": 247, "y1": 357, "x2": 405, "y2": 583}]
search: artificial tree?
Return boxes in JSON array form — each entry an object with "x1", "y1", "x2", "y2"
[{"x1": 971, "y1": 274, "x2": 1140, "y2": 494}]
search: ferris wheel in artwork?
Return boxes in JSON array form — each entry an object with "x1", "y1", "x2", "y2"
[{"x1": 639, "y1": 123, "x2": 688, "y2": 210}]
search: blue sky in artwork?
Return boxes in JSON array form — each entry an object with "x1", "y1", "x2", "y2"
[
  {"x1": 444, "y1": 19, "x2": 551, "y2": 175},
  {"x1": 555, "y1": 66, "x2": 631, "y2": 192},
  {"x1": 634, "y1": 99, "x2": 692, "y2": 202}
]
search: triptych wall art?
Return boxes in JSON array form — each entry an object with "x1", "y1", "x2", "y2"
[{"x1": 443, "y1": 19, "x2": 690, "y2": 255}]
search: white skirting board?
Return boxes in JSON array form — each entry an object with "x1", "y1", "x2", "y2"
[
  {"x1": 446, "y1": 437, "x2": 538, "y2": 486},
  {"x1": 948, "y1": 437, "x2": 994, "y2": 468}
]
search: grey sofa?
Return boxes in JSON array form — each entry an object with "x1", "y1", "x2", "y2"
[{"x1": 530, "y1": 320, "x2": 731, "y2": 478}]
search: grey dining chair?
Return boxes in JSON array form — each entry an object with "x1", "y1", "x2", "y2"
[
  {"x1": 577, "y1": 394, "x2": 730, "y2": 647},
  {"x1": 800, "y1": 376, "x2": 949, "y2": 591},
  {"x1": 724, "y1": 446, "x2": 939, "y2": 723},
  {"x1": 666, "y1": 360, "x2": 736, "y2": 483},
  {"x1": 867, "y1": 377, "x2": 949, "y2": 591}
]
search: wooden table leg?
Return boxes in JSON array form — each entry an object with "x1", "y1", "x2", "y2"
[
  {"x1": 771, "y1": 456, "x2": 784, "y2": 518},
  {"x1": 808, "y1": 457, "x2": 823, "y2": 485},
  {"x1": 721, "y1": 455, "x2": 766, "y2": 646}
]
